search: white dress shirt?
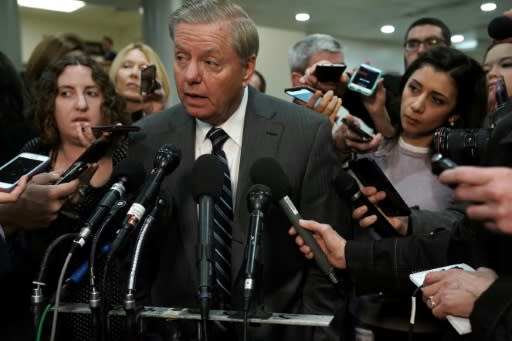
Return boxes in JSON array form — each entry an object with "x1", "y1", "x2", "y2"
[{"x1": 195, "y1": 87, "x2": 248, "y2": 210}]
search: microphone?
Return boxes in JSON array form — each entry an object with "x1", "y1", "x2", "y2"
[
  {"x1": 488, "y1": 15, "x2": 512, "y2": 41},
  {"x1": 69, "y1": 159, "x2": 145, "y2": 254},
  {"x1": 250, "y1": 157, "x2": 339, "y2": 285},
  {"x1": 190, "y1": 154, "x2": 224, "y2": 334},
  {"x1": 110, "y1": 145, "x2": 181, "y2": 253},
  {"x1": 333, "y1": 172, "x2": 400, "y2": 238},
  {"x1": 55, "y1": 138, "x2": 111, "y2": 184},
  {"x1": 243, "y1": 184, "x2": 272, "y2": 312}
]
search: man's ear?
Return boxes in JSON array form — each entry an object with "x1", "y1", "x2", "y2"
[
  {"x1": 242, "y1": 55, "x2": 257, "y2": 86},
  {"x1": 291, "y1": 72, "x2": 303, "y2": 87}
]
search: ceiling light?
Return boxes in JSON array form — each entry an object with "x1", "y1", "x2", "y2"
[
  {"x1": 451, "y1": 34, "x2": 465, "y2": 43},
  {"x1": 17, "y1": 0, "x2": 85, "y2": 13},
  {"x1": 480, "y1": 2, "x2": 497, "y2": 12},
  {"x1": 380, "y1": 25, "x2": 395, "y2": 34},
  {"x1": 454, "y1": 39, "x2": 478, "y2": 50},
  {"x1": 295, "y1": 13, "x2": 310, "y2": 22}
]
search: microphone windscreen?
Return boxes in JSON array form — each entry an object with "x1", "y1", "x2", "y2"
[
  {"x1": 154, "y1": 144, "x2": 182, "y2": 175},
  {"x1": 190, "y1": 154, "x2": 224, "y2": 202},
  {"x1": 111, "y1": 159, "x2": 146, "y2": 193},
  {"x1": 248, "y1": 183, "x2": 271, "y2": 195},
  {"x1": 249, "y1": 157, "x2": 290, "y2": 201},
  {"x1": 77, "y1": 138, "x2": 111, "y2": 163},
  {"x1": 332, "y1": 171, "x2": 359, "y2": 197},
  {"x1": 488, "y1": 15, "x2": 512, "y2": 40}
]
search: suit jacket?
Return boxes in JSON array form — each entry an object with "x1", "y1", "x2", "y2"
[{"x1": 127, "y1": 87, "x2": 352, "y2": 341}]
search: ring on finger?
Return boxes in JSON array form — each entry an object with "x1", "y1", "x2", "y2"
[{"x1": 428, "y1": 296, "x2": 436, "y2": 308}]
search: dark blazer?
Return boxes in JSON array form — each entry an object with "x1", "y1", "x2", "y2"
[{"x1": 128, "y1": 87, "x2": 352, "y2": 341}]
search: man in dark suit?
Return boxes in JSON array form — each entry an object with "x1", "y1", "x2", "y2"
[{"x1": 127, "y1": 1, "x2": 351, "y2": 340}]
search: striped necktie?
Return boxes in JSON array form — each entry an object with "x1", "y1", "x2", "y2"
[{"x1": 206, "y1": 127, "x2": 233, "y2": 306}]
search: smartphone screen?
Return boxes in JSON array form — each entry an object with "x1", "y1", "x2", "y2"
[
  {"x1": 140, "y1": 65, "x2": 156, "y2": 94},
  {"x1": 0, "y1": 153, "x2": 50, "y2": 192},
  {"x1": 348, "y1": 64, "x2": 382, "y2": 96},
  {"x1": 284, "y1": 87, "x2": 322, "y2": 106}
]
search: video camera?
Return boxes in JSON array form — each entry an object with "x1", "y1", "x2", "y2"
[{"x1": 433, "y1": 77, "x2": 511, "y2": 165}]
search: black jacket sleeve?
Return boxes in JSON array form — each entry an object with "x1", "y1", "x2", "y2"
[{"x1": 470, "y1": 277, "x2": 512, "y2": 341}]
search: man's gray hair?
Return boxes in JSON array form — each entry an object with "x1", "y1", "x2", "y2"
[
  {"x1": 288, "y1": 33, "x2": 343, "y2": 74},
  {"x1": 169, "y1": 0, "x2": 259, "y2": 65}
]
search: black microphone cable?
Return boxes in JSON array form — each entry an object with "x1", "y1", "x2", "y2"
[
  {"x1": 31, "y1": 232, "x2": 77, "y2": 332},
  {"x1": 124, "y1": 197, "x2": 167, "y2": 341}
]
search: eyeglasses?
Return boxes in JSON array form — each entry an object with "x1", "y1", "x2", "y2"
[{"x1": 404, "y1": 37, "x2": 446, "y2": 51}]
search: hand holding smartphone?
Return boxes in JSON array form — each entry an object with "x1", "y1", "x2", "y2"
[
  {"x1": 0, "y1": 152, "x2": 50, "y2": 192},
  {"x1": 341, "y1": 117, "x2": 373, "y2": 142},
  {"x1": 347, "y1": 63, "x2": 382, "y2": 96},
  {"x1": 140, "y1": 64, "x2": 159, "y2": 95}
]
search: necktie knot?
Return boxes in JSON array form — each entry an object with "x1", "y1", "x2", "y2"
[{"x1": 207, "y1": 127, "x2": 229, "y2": 153}]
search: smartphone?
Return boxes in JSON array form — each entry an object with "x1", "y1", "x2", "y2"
[
  {"x1": 314, "y1": 63, "x2": 346, "y2": 83},
  {"x1": 140, "y1": 64, "x2": 157, "y2": 94},
  {"x1": 349, "y1": 158, "x2": 411, "y2": 217},
  {"x1": 347, "y1": 63, "x2": 382, "y2": 96},
  {"x1": 92, "y1": 125, "x2": 141, "y2": 133},
  {"x1": 284, "y1": 86, "x2": 321, "y2": 104},
  {"x1": 0, "y1": 152, "x2": 50, "y2": 192},
  {"x1": 341, "y1": 117, "x2": 373, "y2": 142}
]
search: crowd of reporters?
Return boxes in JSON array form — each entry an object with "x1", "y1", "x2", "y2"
[{"x1": 0, "y1": 1, "x2": 512, "y2": 341}]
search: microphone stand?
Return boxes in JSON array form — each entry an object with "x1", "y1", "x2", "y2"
[
  {"x1": 197, "y1": 194, "x2": 215, "y2": 341},
  {"x1": 243, "y1": 185, "x2": 272, "y2": 341},
  {"x1": 125, "y1": 197, "x2": 166, "y2": 341}
]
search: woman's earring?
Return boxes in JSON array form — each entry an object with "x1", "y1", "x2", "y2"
[{"x1": 449, "y1": 120, "x2": 455, "y2": 127}]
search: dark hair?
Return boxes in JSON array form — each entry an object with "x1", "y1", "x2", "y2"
[
  {"x1": 102, "y1": 36, "x2": 113, "y2": 45},
  {"x1": 0, "y1": 51, "x2": 32, "y2": 163},
  {"x1": 25, "y1": 33, "x2": 87, "y2": 86},
  {"x1": 405, "y1": 17, "x2": 452, "y2": 46},
  {"x1": 31, "y1": 55, "x2": 129, "y2": 146},
  {"x1": 401, "y1": 47, "x2": 487, "y2": 129},
  {"x1": 0, "y1": 51, "x2": 25, "y2": 125}
]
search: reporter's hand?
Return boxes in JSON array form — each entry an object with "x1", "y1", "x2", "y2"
[
  {"x1": 361, "y1": 79, "x2": 396, "y2": 137},
  {"x1": 351, "y1": 186, "x2": 409, "y2": 235},
  {"x1": 0, "y1": 175, "x2": 28, "y2": 204},
  {"x1": 333, "y1": 115, "x2": 382, "y2": 157},
  {"x1": 0, "y1": 172, "x2": 80, "y2": 229},
  {"x1": 142, "y1": 78, "x2": 165, "y2": 115},
  {"x1": 288, "y1": 219, "x2": 347, "y2": 269},
  {"x1": 303, "y1": 90, "x2": 341, "y2": 125},
  {"x1": 422, "y1": 267, "x2": 497, "y2": 319},
  {"x1": 440, "y1": 166, "x2": 512, "y2": 234},
  {"x1": 300, "y1": 61, "x2": 348, "y2": 96}
]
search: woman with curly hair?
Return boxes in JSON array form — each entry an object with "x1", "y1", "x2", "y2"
[{"x1": 2, "y1": 55, "x2": 130, "y2": 341}]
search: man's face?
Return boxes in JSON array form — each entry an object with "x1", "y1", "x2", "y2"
[
  {"x1": 173, "y1": 22, "x2": 255, "y2": 126},
  {"x1": 404, "y1": 24, "x2": 447, "y2": 68}
]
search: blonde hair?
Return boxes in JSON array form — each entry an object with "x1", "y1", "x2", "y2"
[{"x1": 109, "y1": 43, "x2": 171, "y2": 103}]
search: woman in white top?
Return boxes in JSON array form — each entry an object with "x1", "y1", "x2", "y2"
[{"x1": 336, "y1": 47, "x2": 486, "y2": 213}]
